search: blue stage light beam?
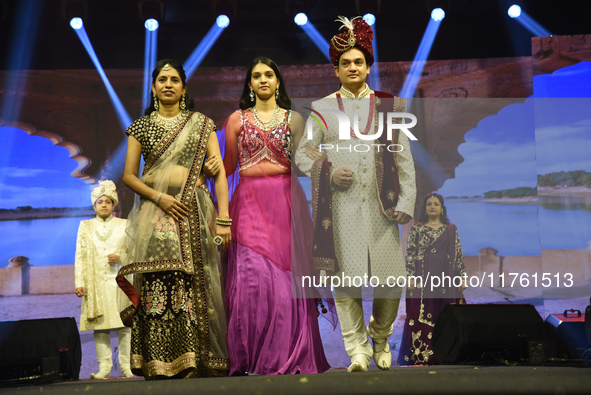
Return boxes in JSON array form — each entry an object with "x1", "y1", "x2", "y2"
[
  {"x1": 369, "y1": 21, "x2": 381, "y2": 92},
  {"x1": 143, "y1": 27, "x2": 158, "y2": 114},
  {"x1": 72, "y1": 22, "x2": 132, "y2": 132},
  {"x1": 184, "y1": 17, "x2": 229, "y2": 80},
  {"x1": 297, "y1": 19, "x2": 331, "y2": 62},
  {"x1": 399, "y1": 9, "x2": 445, "y2": 100},
  {"x1": 508, "y1": 5, "x2": 552, "y2": 37},
  {"x1": 1, "y1": 0, "x2": 42, "y2": 123}
]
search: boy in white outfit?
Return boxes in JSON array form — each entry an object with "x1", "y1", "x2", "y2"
[{"x1": 74, "y1": 180, "x2": 132, "y2": 378}]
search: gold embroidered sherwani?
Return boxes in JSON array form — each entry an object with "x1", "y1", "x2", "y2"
[
  {"x1": 295, "y1": 85, "x2": 416, "y2": 284},
  {"x1": 296, "y1": 84, "x2": 416, "y2": 364},
  {"x1": 74, "y1": 215, "x2": 127, "y2": 331}
]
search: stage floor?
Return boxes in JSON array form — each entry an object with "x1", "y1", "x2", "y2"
[{"x1": 1, "y1": 366, "x2": 590, "y2": 395}]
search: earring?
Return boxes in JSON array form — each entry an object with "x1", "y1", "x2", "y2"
[
  {"x1": 250, "y1": 89, "x2": 255, "y2": 102},
  {"x1": 275, "y1": 88, "x2": 279, "y2": 99},
  {"x1": 180, "y1": 94, "x2": 186, "y2": 110},
  {"x1": 154, "y1": 96, "x2": 159, "y2": 110}
]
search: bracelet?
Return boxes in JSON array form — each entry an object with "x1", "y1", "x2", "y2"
[
  {"x1": 215, "y1": 217, "x2": 232, "y2": 226},
  {"x1": 155, "y1": 193, "x2": 163, "y2": 205}
]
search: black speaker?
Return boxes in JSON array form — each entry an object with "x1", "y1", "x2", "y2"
[
  {"x1": 0, "y1": 317, "x2": 81, "y2": 383},
  {"x1": 432, "y1": 304, "x2": 544, "y2": 365}
]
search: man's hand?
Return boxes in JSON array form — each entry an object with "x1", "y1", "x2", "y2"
[
  {"x1": 203, "y1": 155, "x2": 221, "y2": 178},
  {"x1": 75, "y1": 287, "x2": 86, "y2": 297},
  {"x1": 393, "y1": 211, "x2": 411, "y2": 225},
  {"x1": 331, "y1": 167, "x2": 355, "y2": 190},
  {"x1": 305, "y1": 145, "x2": 327, "y2": 162},
  {"x1": 107, "y1": 254, "x2": 119, "y2": 265}
]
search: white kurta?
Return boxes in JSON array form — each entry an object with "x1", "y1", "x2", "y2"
[
  {"x1": 74, "y1": 216, "x2": 127, "y2": 331},
  {"x1": 296, "y1": 85, "x2": 416, "y2": 284}
]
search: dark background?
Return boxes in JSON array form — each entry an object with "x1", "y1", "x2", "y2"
[{"x1": 1, "y1": 0, "x2": 590, "y2": 71}]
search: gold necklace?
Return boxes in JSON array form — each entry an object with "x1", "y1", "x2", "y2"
[{"x1": 151, "y1": 110, "x2": 189, "y2": 130}]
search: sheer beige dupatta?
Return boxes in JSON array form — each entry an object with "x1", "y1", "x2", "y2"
[{"x1": 117, "y1": 111, "x2": 228, "y2": 371}]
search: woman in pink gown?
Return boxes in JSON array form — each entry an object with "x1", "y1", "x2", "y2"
[{"x1": 222, "y1": 56, "x2": 330, "y2": 375}]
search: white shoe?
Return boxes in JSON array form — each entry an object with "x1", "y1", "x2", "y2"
[
  {"x1": 372, "y1": 339, "x2": 391, "y2": 370},
  {"x1": 90, "y1": 371, "x2": 110, "y2": 379},
  {"x1": 122, "y1": 370, "x2": 134, "y2": 378},
  {"x1": 347, "y1": 355, "x2": 369, "y2": 373}
]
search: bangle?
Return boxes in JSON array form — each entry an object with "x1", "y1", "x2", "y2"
[
  {"x1": 155, "y1": 193, "x2": 163, "y2": 205},
  {"x1": 215, "y1": 217, "x2": 232, "y2": 226}
]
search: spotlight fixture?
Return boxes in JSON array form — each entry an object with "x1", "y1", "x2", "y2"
[
  {"x1": 70, "y1": 17, "x2": 83, "y2": 29},
  {"x1": 138, "y1": 0, "x2": 164, "y2": 29},
  {"x1": 363, "y1": 13, "x2": 376, "y2": 26},
  {"x1": 431, "y1": 8, "x2": 445, "y2": 21},
  {"x1": 294, "y1": 12, "x2": 308, "y2": 26},
  {"x1": 144, "y1": 18, "x2": 158, "y2": 31},
  {"x1": 508, "y1": 4, "x2": 521, "y2": 18},
  {"x1": 216, "y1": 14, "x2": 230, "y2": 28},
  {"x1": 61, "y1": 0, "x2": 87, "y2": 27}
]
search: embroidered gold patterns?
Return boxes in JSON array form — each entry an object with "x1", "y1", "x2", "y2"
[
  {"x1": 95, "y1": 229, "x2": 112, "y2": 242},
  {"x1": 387, "y1": 190, "x2": 396, "y2": 202},
  {"x1": 331, "y1": 16, "x2": 359, "y2": 52},
  {"x1": 151, "y1": 110, "x2": 189, "y2": 130},
  {"x1": 322, "y1": 217, "x2": 332, "y2": 231}
]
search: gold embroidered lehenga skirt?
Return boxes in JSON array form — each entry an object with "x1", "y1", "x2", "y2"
[{"x1": 117, "y1": 113, "x2": 229, "y2": 378}]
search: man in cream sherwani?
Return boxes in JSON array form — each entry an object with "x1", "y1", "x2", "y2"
[
  {"x1": 74, "y1": 180, "x2": 132, "y2": 378},
  {"x1": 296, "y1": 17, "x2": 416, "y2": 372}
]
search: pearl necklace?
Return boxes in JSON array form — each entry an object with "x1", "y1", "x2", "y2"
[
  {"x1": 252, "y1": 107, "x2": 281, "y2": 131},
  {"x1": 151, "y1": 110, "x2": 189, "y2": 130},
  {"x1": 428, "y1": 221, "x2": 441, "y2": 226}
]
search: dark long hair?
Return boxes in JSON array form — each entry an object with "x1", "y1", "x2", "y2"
[
  {"x1": 144, "y1": 59, "x2": 195, "y2": 115},
  {"x1": 239, "y1": 56, "x2": 291, "y2": 110},
  {"x1": 419, "y1": 193, "x2": 449, "y2": 224}
]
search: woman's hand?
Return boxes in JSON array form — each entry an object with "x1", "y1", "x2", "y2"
[
  {"x1": 203, "y1": 155, "x2": 222, "y2": 178},
  {"x1": 75, "y1": 287, "x2": 86, "y2": 297},
  {"x1": 305, "y1": 145, "x2": 327, "y2": 161},
  {"x1": 158, "y1": 193, "x2": 189, "y2": 221},
  {"x1": 215, "y1": 224, "x2": 231, "y2": 252}
]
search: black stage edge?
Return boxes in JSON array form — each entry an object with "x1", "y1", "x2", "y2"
[
  {"x1": 0, "y1": 366, "x2": 590, "y2": 395},
  {"x1": 0, "y1": 317, "x2": 82, "y2": 384}
]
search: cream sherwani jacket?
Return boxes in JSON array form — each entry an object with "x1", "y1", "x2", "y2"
[
  {"x1": 295, "y1": 85, "x2": 416, "y2": 284},
  {"x1": 74, "y1": 215, "x2": 127, "y2": 331}
]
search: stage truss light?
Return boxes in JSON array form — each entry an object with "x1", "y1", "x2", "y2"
[
  {"x1": 508, "y1": 5, "x2": 551, "y2": 37},
  {"x1": 294, "y1": 12, "x2": 308, "y2": 26},
  {"x1": 216, "y1": 14, "x2": 230, "y2": 28},
  {"x1": 363, "y1": 13, "x2": 376, "y2": 26},
  {"x1": 431, "y1": 8, "x2": 445, "y2": 22},
  {"x1": 70, "y1": 17, "x2": 82, "y2": 30},
  {"x1": 508, "y1": 4, "x2": 521, "y2": 18},
  {"x1": 144, "y1": 18, "x2": 159, "y2": 31}
]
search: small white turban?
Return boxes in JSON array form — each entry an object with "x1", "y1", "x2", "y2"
[{"x1": 91, "y1": 180, "x2": 118, "y2": 206}]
